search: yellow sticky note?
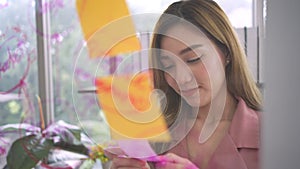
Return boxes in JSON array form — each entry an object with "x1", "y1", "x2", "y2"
[
  {"x1": 76, "y1": 0, "x2": 141, "y2": 57},
  {"x1": 95, "y1": 71, "x2": 170, "y2": 141}
]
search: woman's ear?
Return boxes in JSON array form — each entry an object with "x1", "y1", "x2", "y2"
[{"x1": 225, "y1": 58, "x2": 230, "y2": 66}]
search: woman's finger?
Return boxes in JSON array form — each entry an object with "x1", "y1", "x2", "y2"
[
  {"x1": 155, "y1": 161, "x2": 198, "y2": 169},
  {"x1": 155, "y1": 161, "x2": 184, "y2": 169},
  {"x1": 164, "y1": 153, "x2": 191, "y2": 164},
  {"x1": 111, "y1": 157, "x2": 147, "y2": 169},
  {"x1": 104, "y1": 147, "x2": 126, "y2": 159},
  {"x1": 110, "y1": 165, "x2": 143, "y2": 169},
  {"x1": 155, "y1": 153, "x2": 199, "y2": 169}
]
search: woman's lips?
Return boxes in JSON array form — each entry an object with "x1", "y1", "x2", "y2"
[{"x1": 181, "y1": 87, "x2": 200, "y2": 97}]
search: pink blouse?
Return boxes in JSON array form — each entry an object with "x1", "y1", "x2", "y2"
[{"x1": 206, "y1": 98, "x2": 260, "y2": 169}]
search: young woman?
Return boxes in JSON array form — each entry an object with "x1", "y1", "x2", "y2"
[{"x1": 106, "y1": 0, "x2": 262, "y2": 168}]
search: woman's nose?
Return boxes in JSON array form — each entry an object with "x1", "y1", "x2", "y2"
[{"x1": 174, "y1": 64, "x2": 193, "y2": 85}]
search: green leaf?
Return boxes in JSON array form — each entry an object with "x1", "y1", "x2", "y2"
[
  {"x1": 54, "y1": 141, "x2": 89, "y2": 156},
  {"x1": 78, "y1": 159, "x2": 95, "y2": 169},
  {"x1": 0, "y1": 123, "x2": 40, "y2": 133},
  {"x1": 67, "y1": 128, "x2": 82, "y2": 141},
  {"x1": 45, "y1": 120, "x2": 82, "y2": 144},
  {"x1": 6, "y1": 135, "x2": 54, "y2": 169},
  {"x1": 57, "y1": 120, "x2": 82, "y2": 142}
]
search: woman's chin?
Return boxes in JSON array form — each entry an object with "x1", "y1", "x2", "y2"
[{"x1": 184, "y1": 96, "x2": 210, "y2": 109}]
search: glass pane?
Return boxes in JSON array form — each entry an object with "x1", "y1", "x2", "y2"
[
  {"x1": 50, "y1": 0, "x2": 111, "y2": 144},
  {"x1": 50, "y1": 0, "x2": 179, "y2": 145},
  {"x1": 0, "y1": 0, "x2": 38, "y2": 166},
  {"x1": 0, "y1": 0, "x2": 38, "y2": 126},
  {"x1": 127, "y1": 0, "x2": 180, "y2": 31},
  {"x1": 126, "y1": 0, "x2": 179, "y2": 14},
  {"x1": 215, "y1": 0, "x2": 253, "y2": 28}
]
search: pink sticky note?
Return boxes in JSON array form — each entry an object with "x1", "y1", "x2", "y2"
[
  {"x1": 105, "y1": 139, "x2": 164, "y2": 162},
  {"x1": 117, "y1": 139, "x2": 157, "y2": 159}
]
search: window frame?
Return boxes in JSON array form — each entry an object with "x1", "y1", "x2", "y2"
[{"x1": 35, "y1": 0, "x2": 54, "y2": 125}]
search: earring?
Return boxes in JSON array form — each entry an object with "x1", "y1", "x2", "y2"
[{"x1": 226, "y1": 59, "x2": 230, "y2": 65}]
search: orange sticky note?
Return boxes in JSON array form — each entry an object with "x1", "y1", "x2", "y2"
[
  {"x1": 95, "y1": 71, "x2": 170, "y2": 141},
  {"x1": 76, "y1": 0, "x2": 141, "y2": 57}
]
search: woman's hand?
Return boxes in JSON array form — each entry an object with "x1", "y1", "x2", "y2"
[
  {"x1": 104, "y1": 149, "x2": 150, "y2": 169},
  {"x1": 110, "y1": 157, "x2": 149, "y2": 169},
  {"x1": 155, "y1": 153, "x2": 199, "y2": 169}
]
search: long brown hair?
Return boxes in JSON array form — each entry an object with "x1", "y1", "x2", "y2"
[{"x1": 150, "y1": 0, "x2": 262, "y2": 125}]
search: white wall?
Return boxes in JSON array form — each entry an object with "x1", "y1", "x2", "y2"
[{"x1": 262, "y1": 0, "x2": 300, "y2": 169}]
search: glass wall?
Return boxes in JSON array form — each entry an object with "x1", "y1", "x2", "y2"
[
  {"x1": 0, "y1": 0, "x2": 258, "y2": 167},
  {"x1": 0, "y1": 0, "x2": 38, "y2": 125}
]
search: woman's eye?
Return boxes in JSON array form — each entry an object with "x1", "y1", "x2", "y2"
[
  {"x1": 187, "y1": 56, "x2": 202, "y2": 63},
  {"x1": 163, "y1": 65, "x2": 174, "y2": 70}
]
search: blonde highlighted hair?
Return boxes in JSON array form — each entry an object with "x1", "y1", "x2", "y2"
[{"x1": 151, "y1": 0, "x2": 262, "y2": 124}]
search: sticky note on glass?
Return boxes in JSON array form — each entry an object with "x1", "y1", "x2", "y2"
[
  {"x1": 105, "y1": 139, "x2": 164, "y2": 161},
  {"x1": 76, "y1": 0, "x2": 141, "y2": 57},
  {"x1": 95, "y1": 71, "x2": 170, "y2": 141}
]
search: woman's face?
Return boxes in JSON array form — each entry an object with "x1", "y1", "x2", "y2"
[{"x1": 159, "y1": 24, "x2": 227, "y2": 108}]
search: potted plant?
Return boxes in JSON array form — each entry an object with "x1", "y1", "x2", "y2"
[{"x1": 0, "y1": 97, "x2": 108, "y2": 169}]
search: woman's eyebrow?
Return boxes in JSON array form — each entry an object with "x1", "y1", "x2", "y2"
[
  {"x1": 160, "y1": 55, "x2": 171, "y2": 60},
  {"x1": 179, "y1": 44, "x2": 203, "y2": 55}
]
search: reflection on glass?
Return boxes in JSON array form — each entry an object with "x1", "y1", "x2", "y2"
[
  {"x1": 215, "y1": 0, "x2": 253, "y2": 28},
  {"x1": 0, "y1": 0, "x2": 38, "y2": 125}
]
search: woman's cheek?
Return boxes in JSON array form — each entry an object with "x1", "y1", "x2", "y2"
[{"x1": 165, "y1": 73, "x2": 178, "y2": 91}]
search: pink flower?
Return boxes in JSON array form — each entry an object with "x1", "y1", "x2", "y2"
[{"x1": 0, "y1": 146, "x2": 6, "y2": 156}]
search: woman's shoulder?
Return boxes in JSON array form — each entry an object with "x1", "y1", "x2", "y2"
[
  {"x1": 235, "y1": 97, "x2": 261, "y2": 120},
  {"x1": 229, "y1": 97, "x2": 260, "y2": 149}
]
